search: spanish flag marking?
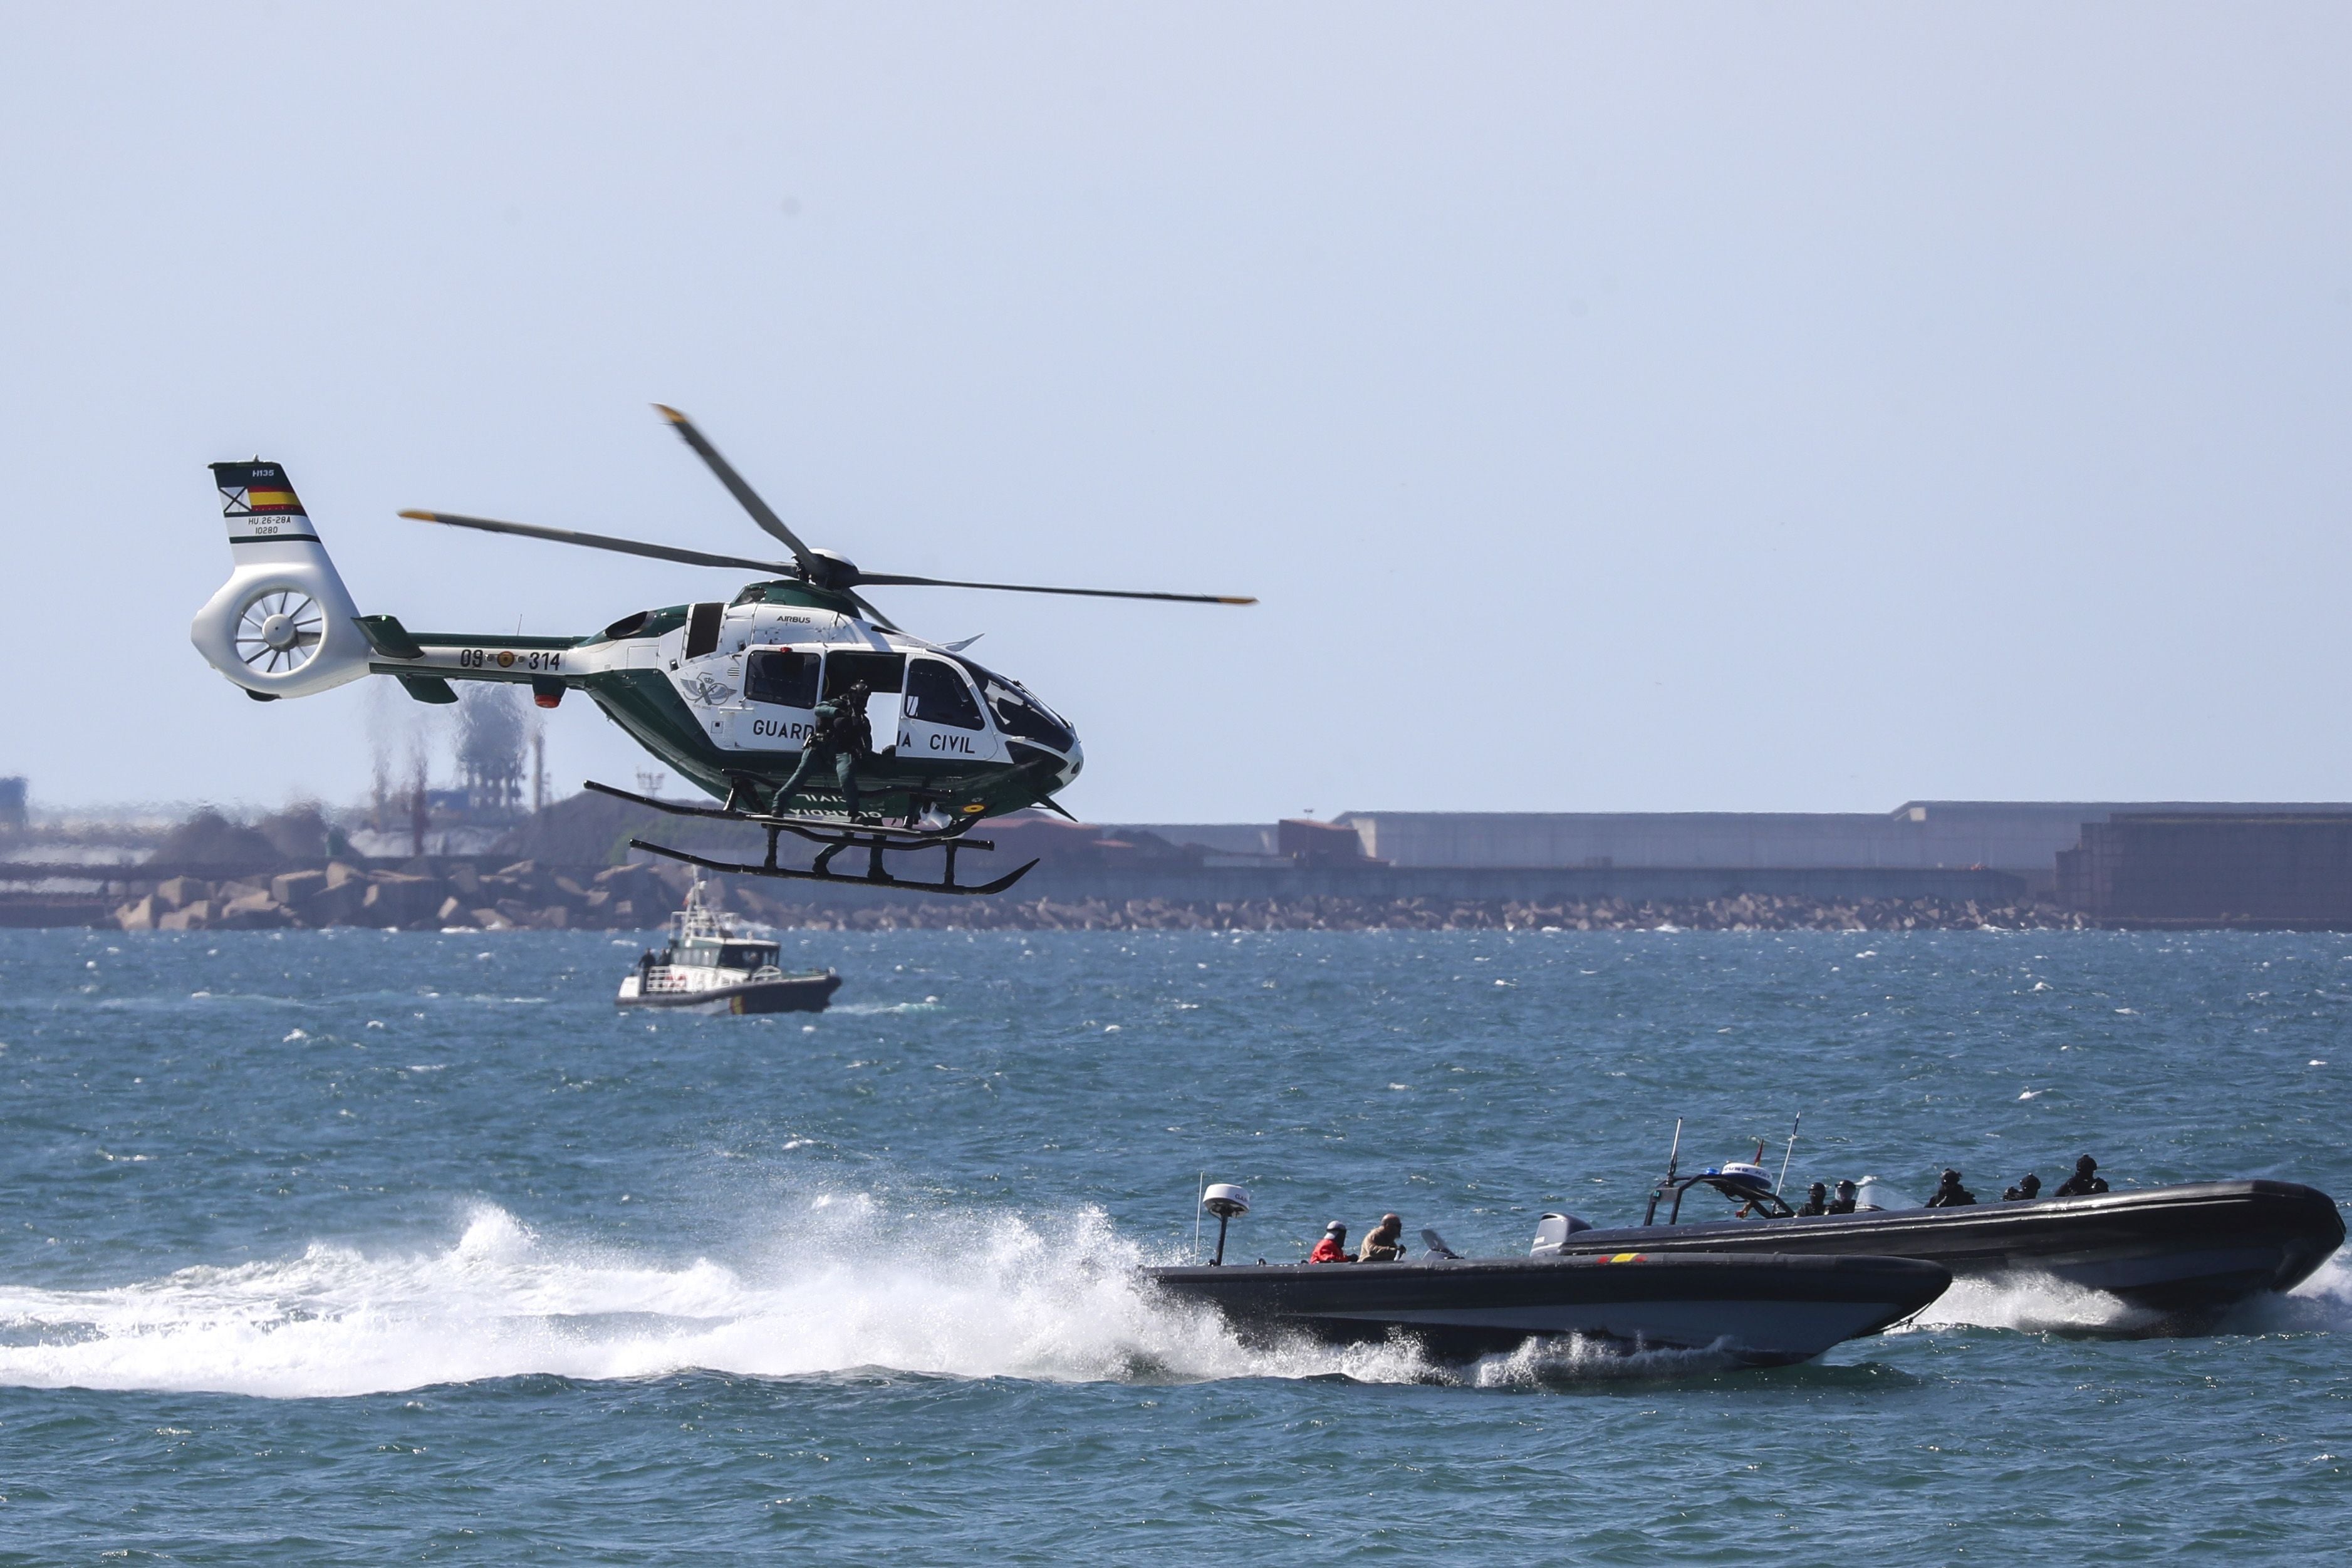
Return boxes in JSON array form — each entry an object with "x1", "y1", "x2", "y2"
[
  {"x1": 1608, "y1": 1252, "x2": 1642, "y2": 1264},
  {"x1": 245, "y1": 488, "x2": 303, "y2": 511}
]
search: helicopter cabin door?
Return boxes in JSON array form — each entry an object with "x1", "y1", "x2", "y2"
[
  {"x1": 900, "y1": 656, "x2": 998, "y2": 764},
  {"x1": 822, "y1": 650, "x2": 907, "y2": 757},
  {"x1": 740, "y1": 648, "x2": 821, "y2": 750}
]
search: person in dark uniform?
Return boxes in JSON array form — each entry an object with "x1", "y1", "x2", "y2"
[
  {"x1": 1826, "y1": 1178, "x2": 1859, "y2": 1215},
  {"x1": 2002, "y1": 1172, "x2": 2042, "y2": 1202},
  {"x1": 776, "y1": 679, "x2": 874, "y2": 821},
  {"x1": 1925, "y1": 1168, "x2": 1977, "y2": 1207},
  {"x1": 1796, "y1": 1181, "x2": 1830, "y2": 1216},
  {"x1": 2054, "y1": 1155, "x2": 2110, "y2": 1197}
]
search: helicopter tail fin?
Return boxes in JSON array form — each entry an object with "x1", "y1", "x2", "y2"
[{"x1": 189, "y1": 460, "x2": 373, "y2": 700}]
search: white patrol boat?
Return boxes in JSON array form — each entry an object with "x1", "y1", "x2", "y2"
[{"x1": 616, "y1": 876, "x2": 841, "y2": 1015}]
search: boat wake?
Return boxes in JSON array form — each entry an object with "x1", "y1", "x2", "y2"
[
  {"x1": 0, "y1": 1198, "x2": 1486, "y2": 1399},
  {"x1": 1900, "y1": 1270, "x2": 2170, "y2": 1336},
  {"x1": 1894, "y1": 1244, "x2": 2352, "y2": 1338},
  {"x1": 2226, "y1": 1244, "x2": 2352, "y2": 1335}
]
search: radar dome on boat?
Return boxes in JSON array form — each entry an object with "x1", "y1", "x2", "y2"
[
  {"x1": 1716, "y1": 1161, "x2": 1773, "y2": 1193},
  {"x1": 1202, "y1": 1183, "x2": 1251, "y2": 1218}
]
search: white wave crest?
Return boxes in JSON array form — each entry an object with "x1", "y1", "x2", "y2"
[
  {"x1": 1470, "y1": 1332, "x2": 1744, "y2": 1386},
  {"x1": 2224, "y1": 1245, "x2": 2352, "y2": 1335},
  {"x1": 1897, "y1": 1245, "x2": 2352, "y2": 1339},
  {"x1": 1900, "y1": 1269, "x2": 2168, "y2": 1336},
  {"x1": 0, "y1": 1200, "x2": 1469, "y2": 1399}
]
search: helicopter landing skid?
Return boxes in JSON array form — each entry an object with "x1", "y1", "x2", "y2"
[{"x1": 583, "y1": 780, "x2": 1039, "y2": 896}]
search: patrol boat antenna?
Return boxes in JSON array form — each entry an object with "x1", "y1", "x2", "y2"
[
  {"x1": 1774, "y1": 1113, "x2": 1803, "y2": 1195},
  {"x1": 1643, "y1": 1119, "x2": 1684, "y2": 1227},
  {"x1": 1200, "y1": 1184, "x2": 1251, "y2": 1267}
]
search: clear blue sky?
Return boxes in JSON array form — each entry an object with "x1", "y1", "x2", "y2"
[{"x1": 6, "y1": 4, "x2": 2348, "y2": 821}]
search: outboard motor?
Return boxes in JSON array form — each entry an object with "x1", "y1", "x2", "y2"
[
  {"x1": 190, "y1": 460, "x2": 372, "y2": 700},
  {"x1": 1531, "y1": 1212, "x2": 1593, "y2": 1254}
]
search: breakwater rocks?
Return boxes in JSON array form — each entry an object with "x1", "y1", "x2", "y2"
[
  {"x1": 724, "y1": 891, "x2": 2089, "y2": 933},
  {"x1": 107, "y1": 868, "x2": 2085, "y2": 934},
  {"x1": 112, "y1": 860, "x2": 679, "y2": 932}
]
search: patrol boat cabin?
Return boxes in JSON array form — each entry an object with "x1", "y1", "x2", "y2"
[{"x1": 616, "y1": 876, "x2": 841, "y2": 1015}]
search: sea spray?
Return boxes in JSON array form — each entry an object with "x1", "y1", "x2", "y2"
[{"x1": 0, "y1": 1197, "x2": 1450, "y2": 1398}]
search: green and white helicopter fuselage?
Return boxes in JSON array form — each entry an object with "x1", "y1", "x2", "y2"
[{"x1": 190, "y1": 408, "x2": 1246, "y2": 891}]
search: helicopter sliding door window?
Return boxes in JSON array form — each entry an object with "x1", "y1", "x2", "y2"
[
  {"x1": 684, "y1": 602, "x2": 724, "y2": 660},
  {"x1": 744, "y1": 650, "x2": 820, "y2": 709},
  {"x1": 821, "y1": 651, "x2": 907, "y2": 757},
  {"x1": 820, "y1": 651, "x2": 905, "y2": 699}
]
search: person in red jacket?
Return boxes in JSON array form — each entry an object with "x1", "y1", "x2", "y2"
[{"x1": 1308, "y1": 1221, "x2": 1350, "y2": 1262}]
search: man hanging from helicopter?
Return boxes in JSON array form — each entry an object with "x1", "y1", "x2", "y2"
[{"x1": 776, "y1": 678, "x2": 875, "y2": 822}]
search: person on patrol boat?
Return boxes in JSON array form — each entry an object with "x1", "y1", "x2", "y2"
[
  {"x1": 776, "y1": 678, "x2": 876, "y2": 821},
  {"x1": 2054, "y1": 1155, "x2": 2110, "y2": 1197},
  {"x1": 1925, "y1": 1168, "x2": 1977, "y2": 1207},
  {"x1": 1308, "y1": 1221, "x2": 1350, "y2": 1263},
  {"x1": 1796, "y1": 1181, "x2": 1830, "y2": 1216},
  {"x1": 1356, "y1": 1213, "x2": 1407, "y2": 1262},
  {"x1": 2003, "y1": 1172, "x2": 2042, "y2": 1202},
  {"x1": 1826, "y1": 1178, "x2": 1860, "y2": 1214}
]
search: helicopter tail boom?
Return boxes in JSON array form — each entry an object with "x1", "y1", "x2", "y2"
[{"x1": 190, "y1": 461, "x2": 373, "y2": 700}]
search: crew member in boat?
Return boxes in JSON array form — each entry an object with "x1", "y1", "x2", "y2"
[
  {"x1": 1925, "y1": 1168, "x2": 1977, "y2": 1207},
  {"x1": 1356, "y1": 1213, "x2": 1407, "y2": 1262},
  {"x1": 2054, "y1": 1155, "x2": 2110, "y2": 1197},
  {"x1": 1827, "y1": 1178, "x2": 1859, "y2": 1213},
  {"x1": 1796, "y1": 1181, "x2": 1830, "y2": 1216},
  {"x1": 2002, "y1": 1172, "x2": 2042, "y2": 1201},
  {"x1": 1308, "y1": 1221, "x2": 1350, "y2": 1263}
]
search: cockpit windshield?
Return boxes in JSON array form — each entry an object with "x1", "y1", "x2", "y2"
[{"x1": 954, "y1": 658, "x2": 1075, "y2": 752}]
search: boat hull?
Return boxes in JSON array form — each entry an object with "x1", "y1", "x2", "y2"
[
  {"x1": 615, "y1": 972, "x2": 842, "y2": 1014},
  {"x1": 1556, "y1": 1181, "x2": 2343, "y2": 1314},
  {"x1": 1146, "y1": 1250, "x2": 1951, "y2": 1368}
]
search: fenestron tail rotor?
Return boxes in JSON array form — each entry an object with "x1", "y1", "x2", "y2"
[
  {"x1": 397, "y1": 405, "x2": 1256, "y2": 616},
  {"x1": 233, "y1": 589, "x2": 325, "y2": 674}
]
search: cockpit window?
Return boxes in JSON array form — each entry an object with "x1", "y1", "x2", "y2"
[
  {"x1": 905, "y1": 658, "x2": 984, "y2": 730},
  {"x1": 745, "y1": 649, "x2": 820, "y2": 708},
  {"x1": 955, "y1": 658, "x2": 1074, "y2": 752}
]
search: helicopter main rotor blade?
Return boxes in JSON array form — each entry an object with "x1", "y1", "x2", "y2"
[
  {"x1": 841, "y1": 588, "x2": 902, "y2": 633},
  {"x1": 851, "y1": 573, "x2": 1256, "y2": 606},
  {"x1": 652, "y1": 404, "x2": 822, "y2": 578},
  {"x1": 397, "y1": 510, "x2": 794, "y2": 576}
]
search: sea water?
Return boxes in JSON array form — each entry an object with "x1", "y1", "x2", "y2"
[{"x1": 0, "y1": 926, "x2": 2345, "y2": 1560}]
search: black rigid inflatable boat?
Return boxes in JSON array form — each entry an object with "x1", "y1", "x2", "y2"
[
  {"x1": 1548, "y1": 1171, "x2": 2343, "y2": 1316},
  {"x1": 1143, "y1": 1185, "x2": 1949, "y2": 1369},
  {"x1": 1148, "y1": 1249, "x2": 1952, "y2": 1368}
]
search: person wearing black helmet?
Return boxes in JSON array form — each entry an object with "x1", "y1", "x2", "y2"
[
  {"x1": 2002, "y1": 1171, "x2": 2043, "y2": 1202},
  {"x1": 2054, "y1": 1155, "x2": 2110, "y2": 1197},
  {"x1": 1795, "y1": 1181, "x2": 1830, "y2": 1217},
  {"x1": 1826, "y1": 1178, "x2": 1859, "y2": 1214},
  {"x1": 1925, "y1": 1168, "x2": 1977, "y2": 1207},
  {"x1": 777, "y1": 678, "x2": 877, "y2": 821},
  {"x1": 1307, "y1": 1221, "x2": 1350, "y2": 1264}
]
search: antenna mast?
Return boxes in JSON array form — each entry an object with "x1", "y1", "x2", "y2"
[{"x1": 1775, "y1": 1113, "x2": 1803, "y2": 1194}]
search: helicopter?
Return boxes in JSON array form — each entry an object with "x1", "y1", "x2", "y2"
[{"x1": 190, "y1": 405, "x2": 1253, "y2": 895}]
